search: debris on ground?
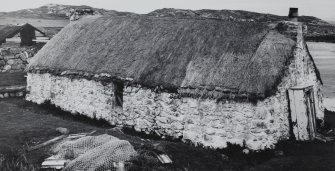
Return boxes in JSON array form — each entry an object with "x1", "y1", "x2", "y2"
[
  {"x1": 41, "y1": 156, "x2": 67, "y2": 170},
  {"x1": 242, "y1": 149, "x2": 250, "y2": 154},
  {"x1": 153, "y1": 143, "x2": 165, "y2": 152},
  {"x1": 51, "y1": 134, "x2": 137, "y2": 171},
  {"x1": 221, "y1": 154, "x2": 229, "y2": 160},
  {"x1": 108, "y1": 127, "x2": 124, "y2": 134},
  {"x1": 157, "y1": 154, "x2": 173, "y2": 164},
  {"x1": 315, "y1": 133, "x2": 334, "y2": 142},
  {"x1": 28, "y1": 135, "x2": 67, "y2": 151},
  {"x1": 66, "y1": 130, "x2": 96, "y2": 140},
  {"x1": 112, "y1": 161, "x2": 125, "y2": 171},
  {"x1": 274, "y1": 150, "x2": 284, "y2": 157},
  {"x1": 56, "y1": 127, "x2": 69, "y2": 135}
]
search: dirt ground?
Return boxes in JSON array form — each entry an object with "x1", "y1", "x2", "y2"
[{"x1": 1, "y1": 98, "x2": 335, "y2": 171}]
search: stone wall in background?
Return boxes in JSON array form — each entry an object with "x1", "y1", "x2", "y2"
[{"x1": 0, "y1": 47, "x2": 38, "y2": 72}]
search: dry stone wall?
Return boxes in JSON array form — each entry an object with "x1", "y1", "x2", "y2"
[{"x1": 0, "y1": 47, "x2": 37, "y2": 72}]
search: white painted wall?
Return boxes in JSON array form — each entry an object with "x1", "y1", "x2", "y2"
[{"x1": 26, "y1": 73, "x2": 120, "y2": 123}]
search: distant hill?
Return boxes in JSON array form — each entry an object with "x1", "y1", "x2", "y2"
[
  {"x1": 0, "y1": 5, "x2": 334, "y2": 42},
  {"x1": 0, "y1": 4, "x2": 108, "y2": 20},
  {"x1": 148, "y1": 8, "x2": 335, "y2": 42},
  {"x1": 148, "y1": 8, "x2": 330, "y2": 25},
  {"x1": 0, "y1": 4, "x2": 134, "y2": 27}
]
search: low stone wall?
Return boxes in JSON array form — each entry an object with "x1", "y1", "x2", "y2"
[
  {"x1": 0, "y1": 47, "x2": 37, "y2": 72},
  {"x1": 0, "y1": 85, "x2": 26, "y2": 99}
]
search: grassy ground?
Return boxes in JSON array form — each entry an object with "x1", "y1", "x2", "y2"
[
  {"x1": 0, "y1": 72, "x2": 26, "y2": 87},
  {"x1": 1, "y1": 98, "x2": 335, "y2": 170}
]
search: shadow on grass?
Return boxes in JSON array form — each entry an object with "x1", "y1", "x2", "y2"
[{"x1": 20, "y1": 99, "x2": 114, "y2": 129}]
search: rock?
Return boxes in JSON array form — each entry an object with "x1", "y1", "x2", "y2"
[
  {"x1": 56, "y1": 127, "x2": 70, "y2": 134},
  {"x1": 204, "y1": 134, "x2": 213, "y2": 141},
  {"x1": 242, "y1": 149, "x2": 250, "y2": 154},
  {"x1": 0, "y1": 94, "x2": 4, "y2": 99},
  {"x1": 0, "y1": 61, "x2": 5, "y2": 67},
  {"x1": 221, "y1": 154, "x2": 229, "y2": 160},
  {"x1": 16, "y1": 92, "x2": 24, "y2": 97},
  {"x1": 153, "y1": 143, "x2": 165, "y2": 152},
  {"x1": 171, "y1": 122, "x2": 183, "y2": 130},
  {"x1": 156, "y1": 116, "x2": 169, "y2": 124},
  {"x1": 3, "y1": 65, "x2": 11, "y2": 71},
  {"x1": 3, "y1": 93, "x2": 9, "y2": 98},
  {"x1": 7, "y1": 59, "x2": 15, "y2": 65},
  {"x1": 274, "y1": 150, "x2": 284, "y2": 157}
]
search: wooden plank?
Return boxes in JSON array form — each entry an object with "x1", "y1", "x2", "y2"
[
  {"x1": 288, "y1": 89, "x2": 299, "y2": 139},
  {"x1": 294, "y1": 90, "x2": 309, "y2": 140},
  {"x1": 28, "y1": 135, "x2": 66, "y2": 151}
]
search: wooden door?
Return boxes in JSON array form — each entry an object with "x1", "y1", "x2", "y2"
[{"x1": 288, "y1": 86, "x2": 316, "y2": 140}]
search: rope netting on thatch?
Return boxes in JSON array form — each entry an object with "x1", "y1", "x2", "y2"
[
  {"x1": 28, "y1": 15, "x2": 297, "y2": 99},
  {"x1": 52, "y1": 134, "x2": 137, "y2": 171}
]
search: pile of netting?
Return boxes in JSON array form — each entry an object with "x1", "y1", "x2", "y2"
[{"x1": 52, "y1": 134, "x2": 137, "y2": 171}]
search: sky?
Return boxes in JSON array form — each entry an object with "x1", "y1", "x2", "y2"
[{"x1": 1, "y1": 0, "x2": 335, "y2": 21}]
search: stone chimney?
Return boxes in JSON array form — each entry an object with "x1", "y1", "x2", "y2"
[{"x1": 288, "y1": 8, "x2": 298, "y2": 22}]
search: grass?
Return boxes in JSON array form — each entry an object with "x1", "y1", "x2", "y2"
[
  {"x1": 0, "y1": 72, "x2": 26, "y2": 87},
  {"x1": 1, "y1": 98, "x2": 335, "y2": 170}
]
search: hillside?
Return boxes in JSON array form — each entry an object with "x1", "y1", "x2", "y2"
[
  {"x1": 148, "y1": 8, "x2": 335, "y2": 42},
  {"x1": 0, "y1": 5, "x2": 334, "y2": 42},
  {"x1": 0, "y1": 4, "x2": 108, "y2": 20}
]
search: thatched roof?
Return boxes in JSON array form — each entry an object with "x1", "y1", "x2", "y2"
[
  {"x1": 0, "y1": 24, "x2": 46, "y2": 43},
  {"x1": 29, "y1": 15, "x2": 300, "y2": 99}
]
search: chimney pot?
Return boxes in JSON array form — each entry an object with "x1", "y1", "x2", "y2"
[{"x1": 288, "y1": 8, "x2": 299, "y2": 22}]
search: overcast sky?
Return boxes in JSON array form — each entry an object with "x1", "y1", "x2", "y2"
[{"x1": 1, "y1": 0, "x2": 335, "y2": 20}]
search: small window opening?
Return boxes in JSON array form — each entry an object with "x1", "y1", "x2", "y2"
[{"x1": 114, "y1": 82, "x2": 124, "y2": 108}]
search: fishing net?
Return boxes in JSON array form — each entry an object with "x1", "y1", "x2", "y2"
[{"x1": 52, "y1": 134, "x2": 137, "y2": 171}]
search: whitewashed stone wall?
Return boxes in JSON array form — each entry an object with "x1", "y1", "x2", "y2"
[
  {"x1": 26, "y1": 24, "x2": 323, "y2": 150},
  {"x1": 120, "y1": 87, "x2": 289, "y2": 150},
  {"x1": 26, "y1": 73, "x2": 120, "y2": 123}
]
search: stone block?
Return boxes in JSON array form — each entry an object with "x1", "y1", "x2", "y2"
[
  {"x1": 16, "y1": 92, "x2": 24, "y2": 97},
  {"x1": 3, "y1": 65, "x2": 11, "y2": 71},
  {"x1": 7, "y1": 59, "x2": 15, "y2": 65},
  {"x1": 204, "y1": 134, "x2": 213, "y2": 141},
  {"x1": 156, "y1": 116, "x2": 170, "y2": 124},
  {"x1": 171, "y1": 122, "x2": 183, "y2": 130}
]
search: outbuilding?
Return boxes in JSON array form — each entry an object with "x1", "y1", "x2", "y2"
[{"x1": 0, "y1": 23, "x2": 49, "y2": 47}]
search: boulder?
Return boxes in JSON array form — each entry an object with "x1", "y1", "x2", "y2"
[{"x1": 56, "y1": 127, "x2": 70, "y2": 134}]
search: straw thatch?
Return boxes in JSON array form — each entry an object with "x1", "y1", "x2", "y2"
[{"x1": 28, "y1": 15, "x2": 298, "y2": 99}]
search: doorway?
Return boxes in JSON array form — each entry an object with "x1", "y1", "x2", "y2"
[{"x1": 288, "y1": 86, "x2": 317, "y2": 140}]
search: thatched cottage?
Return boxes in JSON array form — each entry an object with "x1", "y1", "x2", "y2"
[{"x1": 26, "y1": 15, "x2": 323, "y2": 150}]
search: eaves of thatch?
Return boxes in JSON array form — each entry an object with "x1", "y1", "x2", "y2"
[{"x1": 28, "y1": 15, "x2": 306, "y2": 100}]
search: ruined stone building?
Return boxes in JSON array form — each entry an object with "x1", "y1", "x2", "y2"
[
  {"x1": 26, "y1": 15, "x2": 324, "y2": 150},
  {"x1": 0, "y1": 23, "x2": 49, "y2": 47}
]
